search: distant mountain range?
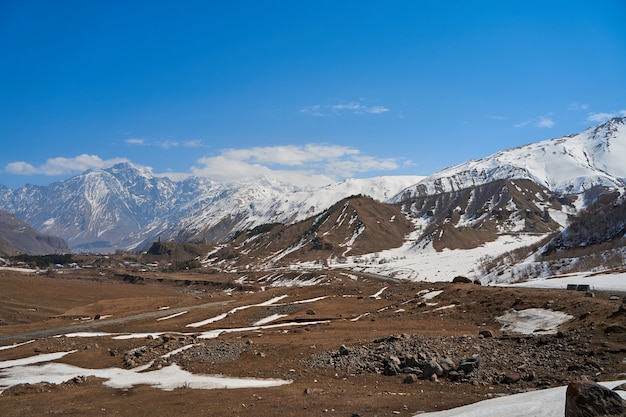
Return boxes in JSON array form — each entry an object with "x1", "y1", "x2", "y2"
[
  {"x1": 0, "y1": 164, "x2": 421, "y2": 253},
  {"x1": 0, "y1": 117, "x2": 624, "y2": 260}
]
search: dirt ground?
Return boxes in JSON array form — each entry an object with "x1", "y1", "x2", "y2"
[{"x1": 1, "y1": 267, "x2": 626, "y2": 416}]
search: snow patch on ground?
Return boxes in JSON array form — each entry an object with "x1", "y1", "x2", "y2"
[
  {"x1": 0, "y1": 340, "x2": 34, "y2": 351},
  {"x1": 508, "y1": 271, "x2": 626, "y2": 293},
  {"x1": 0, "y1": 360, "x2": 291, "y2": 393},
  {"x1": 253, "y1": 313, "x2": 288, "y2": 326},
  {"x1": 496, "y1": 308, "x2": 573, "y2": 335},
  {"x1": 156, "y1": 311, "x2": 188, "y2": 321}
]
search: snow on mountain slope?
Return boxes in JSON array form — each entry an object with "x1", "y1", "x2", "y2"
[
  {"x1": 393, "y1": 117, "x2": 626, "y2": 201},
  {"x1": 0, "y1": 162, "x2": 421, "y2": 252},
  {"x1": 135, "y1": 175, "x2": 423, "y2": 249}
]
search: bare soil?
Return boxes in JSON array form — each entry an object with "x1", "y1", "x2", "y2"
[{"x1": 1, "y1": 267, "x2": 626, "y2": 416}]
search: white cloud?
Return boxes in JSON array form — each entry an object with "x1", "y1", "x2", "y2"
[
  {"x1": 587, "y1": 110, "x2": 626, "y2": 123},
  {"x1": 301, "y1": 101, "x2": 390, "y2": 116},
  {"x1": 125, "y1": 138, "x2": 204, "y2": 148},
  {"x1": 156, "y1": 140, "x2": 204, "y2": 149},
  {"x1": 4, "y1": 154, "x2": 130, "y2": 176},
  {"x1": 514, "y1": 114, "x2": 555, "y2": 129},
  {"x1": 191, "y1": 144, "x2": 400, "y2": 187},
  {"x1": 327, "y1": 155, "x2": 399, "y2": 177},
  {"x1": 219, "y1": 144, "x2": 360, "y2": 167},
  {"x1": 3, "y1": 145, "x2": 403, "y2": 188},
  {"x1": 125, "y1": 138, "x2": 146, "y2": 145},
  {"x1": 568, "y1": 102, "x2": 589, "y2": 111},
  {"x1": 537, "y1": 116, "x2": 555, "y2": 128}
]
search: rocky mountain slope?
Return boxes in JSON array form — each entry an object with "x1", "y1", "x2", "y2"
[
  {"x1": 206, "y1": 195, "x2": 414, "y2": 270},
  {"x1": 0, "y1": 209, "x2": 70, "y2": 256}
]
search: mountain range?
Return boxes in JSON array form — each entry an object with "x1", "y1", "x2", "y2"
[{"x1": 0, "y1": 118, "x2": 624, "y2": 270}]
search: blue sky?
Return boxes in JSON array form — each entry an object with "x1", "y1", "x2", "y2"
[{"x1": 1, "y1": 1, "x2": 625, "y2": 189}]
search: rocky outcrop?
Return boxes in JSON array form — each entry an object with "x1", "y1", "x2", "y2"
[
  {"x1": 306, "y1": 330, "x2": 623, "y2": 393},
  {"x1": 565, "y1": 380, "x2": 626, "y2": 417}
]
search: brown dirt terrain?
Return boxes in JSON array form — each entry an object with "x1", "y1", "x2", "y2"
[{"x1": 1, "y1": 267, "x2": 626, "y2": 416}]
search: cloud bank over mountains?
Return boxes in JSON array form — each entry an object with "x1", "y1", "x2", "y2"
[{"x1": 3, "y1": 144, "x2": 406, "y2": 188}]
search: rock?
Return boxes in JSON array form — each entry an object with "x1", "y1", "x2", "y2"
[
  {"x1": 452, "y1": 276, "x2": 472, "y2": 284},
  {"x1": 306, "y1": 309, "x2": 316, "y2": 315},
  {"x1": 479, "y1": 330, "x2": 494, "y2": 338},
  {"x1": 73, "y1": 375, "x2": 87, "y2": 384},
  {"x1": 565, "y1": 380, "x2": 626, "y2": 417},
  {"x1": 403, "y1": 374, "x2": 419, "y2": 384},
  {"x1": 403, "y1": 354, "x2": 420, "y2": 368},
  {"x1": 383, "y1": 355, "x2": 401, "y2": 376},
  {"x1": 458, "y1": 357, "x2": 480, "y2": 374},
  {"x1": 440, "y1": 357, "x2": 456, "y2": 374},
  {"x1": 422, "y1": 360, "x2": 444, "y2": 379},
  {"x1": 339, "y1": 345, "x2": 350, "y2": 356},
  {"x1": 502, "y1": 372, "x2": 521, "y2": 384},
  {"x1": 604, "y1": 325, "x2": 626, "y2": 334},
  {"x1": 447, "y1": 371, "x2": 465, "y2": 382},
  {"x1": 303, "y1": 388, "x2": 325, "y2": 395}
]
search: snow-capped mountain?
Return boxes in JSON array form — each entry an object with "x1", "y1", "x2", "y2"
[
  {"x1": 0, "y1": 164, "x2": 183, "y2": 252},
  {"x1": 0, "y1": 118, "x2": 624, "y2": 255},
  {"x1": 160, "y1": 175, "x2": 424, "y2": 247},
  {"x1": 0, "y1": 163, "x2": 421, "y2": 252},
  {"x1": 392, "y1": 117, "x2": 626, "y2": 201}
]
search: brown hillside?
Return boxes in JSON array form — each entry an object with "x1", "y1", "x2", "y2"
[
  {"x1": 207, "y1": 195, "x2": 414, "y2": 269},
  {"x1": 0, "y1": 209, "x2": 70, "y2": 256}
]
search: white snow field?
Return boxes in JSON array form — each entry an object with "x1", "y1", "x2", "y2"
[{"x1": 509, "y1": 271, "x2": 626, "y2": 293}]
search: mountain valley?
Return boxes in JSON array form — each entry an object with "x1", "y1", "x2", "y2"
[{"x1": 1, "y1": 119, "x2": 626, "y2": 416}]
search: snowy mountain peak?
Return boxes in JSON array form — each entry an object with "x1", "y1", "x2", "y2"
[{"x1": 393, "y1": 118, "x2": 626, "y2": 202}]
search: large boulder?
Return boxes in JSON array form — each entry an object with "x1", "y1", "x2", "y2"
[{"x1": 565, "y1": 380, "x2": 626, "y2": 417}]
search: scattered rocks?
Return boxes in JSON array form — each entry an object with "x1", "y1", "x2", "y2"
[
  {"x1": 306, "y1": 329, "x2": 608, "y2": 390},
  {"x1": 120, "y1": 338, "x2": 248, "y2": 369}
]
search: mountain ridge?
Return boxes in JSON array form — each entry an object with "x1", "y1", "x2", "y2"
[
  {"x1": 391, "y1": 117, "x2": 626, "y2": 201},
  {"x1": 0, "y1": 118, "x2": 624, "y2": 255}
]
